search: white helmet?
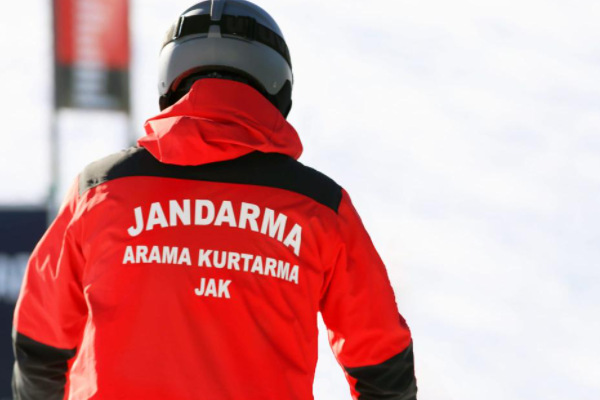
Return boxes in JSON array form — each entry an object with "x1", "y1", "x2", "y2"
[{"x1": 158, "y1": 0, "x2": 293, "y2": 117}]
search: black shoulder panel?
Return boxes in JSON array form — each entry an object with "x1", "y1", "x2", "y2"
[
  {"x1": 79, "y1": 147, "x2": 343, "y2": 213},
  {"x1": 344, "y1": 341, "x2": 418, "y2": 400}
]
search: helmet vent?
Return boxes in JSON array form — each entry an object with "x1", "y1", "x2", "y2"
[{"x1": 210, "y1": 0, "x2": 225, "y2": 21}]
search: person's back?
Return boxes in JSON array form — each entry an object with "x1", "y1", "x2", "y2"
[{"x1": 12, "y1": 2, "x2": 417, "y2": 400}]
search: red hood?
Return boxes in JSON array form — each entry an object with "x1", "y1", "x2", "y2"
[{"x1": 139, "y1": 78, "x2": 303, "y2": 166}]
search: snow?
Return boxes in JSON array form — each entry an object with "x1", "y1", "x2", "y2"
[{"x1": 2, "y1": 0, "x2": 600, "y2": 399}]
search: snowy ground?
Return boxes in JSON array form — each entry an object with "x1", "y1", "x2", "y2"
[{"x1": 2, "y1": 1, "x2": 600, "y2": 399}]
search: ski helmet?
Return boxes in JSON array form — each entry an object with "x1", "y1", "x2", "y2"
[{"x1": 158, "y1": 0, "x2": 293, "y2": 117}]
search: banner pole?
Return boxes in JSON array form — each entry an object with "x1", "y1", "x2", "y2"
[
  {"x1": 126, "y1": 0, "x2": 134, "y2": 147},
  {"x1": 128, "y1": 112, "x2": 137, "y2": 147},
  {"x1": 47, "y1": 110, "x2": 60, "y2": 225},
  {"x1": 49, "y1": 0, "x2": 59, "y2": 225}
]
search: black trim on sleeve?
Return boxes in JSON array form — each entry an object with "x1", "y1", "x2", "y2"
[
  {"x1": 79, "y1": 147, "x2": 343, "y2": 213},
  {"x1": 12, "y1": 329, "x2": 77, "y2": 400},
  {"x1": 344, "y1": 341, "x2": 418, "y2": 400}
]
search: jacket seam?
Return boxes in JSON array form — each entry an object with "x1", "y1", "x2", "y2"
[{"x1": 79, "y1": 173, "x2": 342, "y2": 216}]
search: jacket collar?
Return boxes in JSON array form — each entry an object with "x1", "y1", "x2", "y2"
[{"x1": 139, "y1": 78, "x2": 303, "y2": 166}]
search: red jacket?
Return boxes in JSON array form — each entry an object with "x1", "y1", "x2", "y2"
[{"x1": 13, "y1": 79, "x2": 417, "y2": 400}]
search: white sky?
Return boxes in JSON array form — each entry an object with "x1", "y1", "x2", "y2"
[{"x1": 1, "y1": 0, "x2": 600, "y2": 399}]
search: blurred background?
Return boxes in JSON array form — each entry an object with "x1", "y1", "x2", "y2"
[{"x1": 1, "y1": 0, "x2": 600, "y2": 399}]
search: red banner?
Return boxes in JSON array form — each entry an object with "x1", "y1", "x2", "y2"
[{"x1": 54, "y1": 0, "x2": 130, "y2": 111}]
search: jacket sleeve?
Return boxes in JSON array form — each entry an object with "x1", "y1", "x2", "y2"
[
  {"x1": 319, "y1": 188, "x2": 417, "y2": 400},
  {"x1": 12, "y1": 177, "x2": 87, "y2": 400}
]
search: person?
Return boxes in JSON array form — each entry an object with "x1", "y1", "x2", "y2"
[{"x1": 12, "y1": 1, "x2": 418, "y2": 399}]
